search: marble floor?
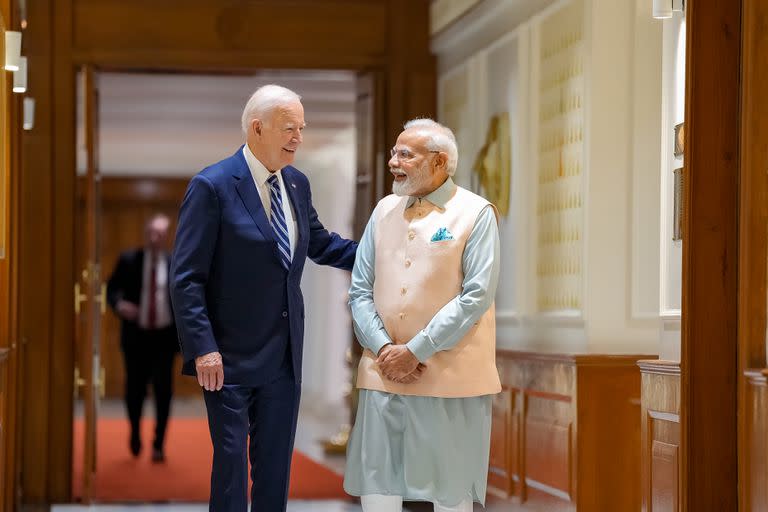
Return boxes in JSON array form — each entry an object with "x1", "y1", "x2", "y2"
[{"x1": 52, "y1": 503, "x2": 363, "y2": 512}]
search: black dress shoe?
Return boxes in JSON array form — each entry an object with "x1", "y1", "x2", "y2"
[
  {"x1": 129, "y1": 436, "x2": 141, "y2": 457},
  {"x1": 151, "y1": 448, "x2": 165, "y2": 463}
]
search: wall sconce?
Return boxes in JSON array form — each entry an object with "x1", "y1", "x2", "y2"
[
  {"x1": 13, "y1": 56, "x2": 27, "y2": 93},
  {"x1": 653, "y1": 0, "x2": 684, "y2": 19},
  {"x1": 4, "y1": 31, "x2": 21, "y2": 71},
  {"x1": 23, "y1": 97, "x2": 34, "y2": 130}
]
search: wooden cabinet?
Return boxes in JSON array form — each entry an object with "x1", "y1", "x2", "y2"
[
  {"x1": 743, "y1": 369, "x2": 768, "y2": 511},
  {"x1": 488, "y1": 351, "x2": 650, "y2": 511},
  {"x1": 638, "y1": 360, "x2": 680, "y2": 512}
]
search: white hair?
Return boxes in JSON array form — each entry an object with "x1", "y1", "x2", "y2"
[
  {"x1": 403, "y1": 118, "x2": 459, "y2": 176},
  {"x1": 241, "y1": 84, "x2": 302, "y2": 135}
]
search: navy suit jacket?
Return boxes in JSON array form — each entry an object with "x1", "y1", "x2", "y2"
[{"x1": 170, "y1": 147, "x2": 357, "y2": 385}]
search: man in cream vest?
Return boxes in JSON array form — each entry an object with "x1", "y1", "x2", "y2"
[{"x1": 344, "y1": 118, "x2": 501, "y2": 512}]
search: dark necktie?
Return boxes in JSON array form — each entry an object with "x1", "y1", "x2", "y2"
[{"x1": 267, "y1": 174, "x2": 291, "y2": 270}]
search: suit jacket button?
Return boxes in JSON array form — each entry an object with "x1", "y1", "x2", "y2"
[{"x1": 282, "y1": 311, "x2": 288, "y2": 318}]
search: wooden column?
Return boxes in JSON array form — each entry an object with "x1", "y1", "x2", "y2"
[
  {"x1": 681, "y1": 0, "x2": 741, "y2": 509},
  {"x1": 738, "y1": 0, "x2": 768, "y2": 509}
]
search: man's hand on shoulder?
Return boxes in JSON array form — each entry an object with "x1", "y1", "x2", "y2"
[
  {"x1": 195, "y1": 351, "x2": 224, "y2": 391},
  {"x1": 376, "y1": 344, "x2": 424, "y2": 383}
]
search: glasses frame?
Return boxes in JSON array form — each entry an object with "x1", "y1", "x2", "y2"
[{"x1": 389, "y1": 147, "x2": 441, "y2": 162}]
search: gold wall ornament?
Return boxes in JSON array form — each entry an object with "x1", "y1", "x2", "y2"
[
  {"x1": 472, "y1": 112, "x2": 511, "y2": 216},
  {"x1": 674, "y1": 122, "x2": 685, "y2": 158}
]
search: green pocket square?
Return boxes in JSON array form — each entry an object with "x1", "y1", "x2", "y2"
[{"x1": 430, "y1": 227, "x2": 455, "y2": 242}]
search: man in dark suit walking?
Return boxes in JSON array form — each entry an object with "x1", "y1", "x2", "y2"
[
  {"x1": 106, "y1": 213, "x2": 178, "y2": 463},
  {"x1": 170, "y1": 84, "x2": 357, "y2": 511}
]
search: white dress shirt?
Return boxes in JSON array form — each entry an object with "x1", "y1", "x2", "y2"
[
  {"x1": 138, "y1": 250, "x2": 172, "y2": 330},
  {"x1": 242, "y1": 145, "x2": 298, "y2": 257}
]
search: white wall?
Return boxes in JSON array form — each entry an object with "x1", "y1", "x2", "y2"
[
  {"x1": 433, "y1": 0, "x2": 669, "y2": 355},
  {"x1": 583, "y1": 0, "x2": 661, "y2": 352},
  {"x1": 294, "y1": 128, "x2": 356, "y2": 409}
]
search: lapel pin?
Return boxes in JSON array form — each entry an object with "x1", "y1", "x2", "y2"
[{"x1": 291, "y1": 183, "x2": 296, "y2": 188}]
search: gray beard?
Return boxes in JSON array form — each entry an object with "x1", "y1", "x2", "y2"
[{"x1": 391, "y1": 163, "x2": 430, "y2": 196}]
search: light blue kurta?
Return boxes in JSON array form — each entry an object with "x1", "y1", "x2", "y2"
[{"x1": 343, "y1": 178, "x2": 501, "y2": 507}]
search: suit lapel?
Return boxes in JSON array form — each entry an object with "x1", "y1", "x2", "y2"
[{"x1": 234, "y1": 161, "x2": 274, "y2": 243}]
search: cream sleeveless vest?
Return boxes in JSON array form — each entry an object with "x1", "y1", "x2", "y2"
[{"x1": 355, "y1": 185, "x2": 501, "y2": 398}]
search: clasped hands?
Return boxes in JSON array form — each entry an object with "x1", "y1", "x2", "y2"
[{"x1": 377, "y1": 344, "x2": 426, "y2": 384}]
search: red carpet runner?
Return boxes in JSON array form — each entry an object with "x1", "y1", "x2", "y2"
[{"x1": 72, "y1": 418, "x2": 347, "y2": 502}]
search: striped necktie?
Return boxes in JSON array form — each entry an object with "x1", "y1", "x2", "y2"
[{"x1": 267, "y1": 174, "x2": 292, "y2": 270}]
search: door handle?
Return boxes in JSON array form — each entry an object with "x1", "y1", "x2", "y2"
[
  {"x1": 74, "y1": 283, "x2": 88, "y2": 315},
  {"x1": 73, "y1": 367, "x2": 86, "y2": 399},
  {"x1": 95, "y1": 283, "x2": 106, "y2": 315},
  {"x1": 98, "y1": 366, "x2": 106, "y2": 399}
]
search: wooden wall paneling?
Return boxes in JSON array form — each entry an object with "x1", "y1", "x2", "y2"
[
  {"x1": 489, "y1": 386, "x2": 515, "y2": 497},
  {"x1": 639, "y1": 361, "x2": 681, "y2": 512},
  {"x1": 72, "y1": 0, "x2": 389, "y2": 70},
  {"x1": 0, "y1": 1, "x2": 22, "y2": 509},
  {"x1": 0, "y1": 349, "x2": 8, "y2": 512},
  {"x1": 498, "y1": 352, "x2": 576, "y2": 508},
  {"x1": 743, "y1": 370, "x2": 768, "y2": 511},
  {"x1": 524, "y1": 390, "x2": 573, "y2": 500},
  {"x1": 650, "y1": 437, "x2": 679, "y2": 512},
  {"x1": 681, "y1": 0, "x2": 741, "y2": 509},
  {"x1": 49, "y1": 0, "x2": 76, "y2": 501},
  {"x1": 492, "y1": 352, "x2": 648, "y2": 511},
  {"x1": 4, "y1": 3, "x2": 22, "y2": 508},
  {"x1": 495, "y1": 356, "x2": 526, "y2": 502},
  {"x1": 738, "y1": 0, "x2": 768, "y2": 509},
  {"x1": 19, "y1": 0, "x2": 57, "y2": 502},
  {"x1": 574, "y1": 357, "x2": 644, "y2": 511},
  {"x1": 0, "y1": 6, "x2": 7, "y2": 511}
]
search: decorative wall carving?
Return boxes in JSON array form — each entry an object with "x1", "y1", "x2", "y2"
[{"x1": 535, "y1": 0, "x2": 585, "y2": 313}]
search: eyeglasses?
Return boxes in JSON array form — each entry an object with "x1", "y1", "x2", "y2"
[{"x1": 389, "y1": 147, "x2": 441, "y2": 162}]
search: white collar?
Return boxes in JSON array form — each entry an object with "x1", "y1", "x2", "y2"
[{"x1": 243, "y1": 144, "x2": 281, "y2": 186}]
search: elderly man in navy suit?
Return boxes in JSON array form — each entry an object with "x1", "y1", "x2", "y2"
[{"x1": 170, "y1": 84, "x2": 357, "y2": 511}]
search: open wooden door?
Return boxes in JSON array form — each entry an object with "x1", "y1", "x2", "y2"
[
  {"x1": 353, "y1": 70, "x2": 386, "y2": 235},
  {"x1": 74, "y1": 64, "x2": 103, "y2": 503}
]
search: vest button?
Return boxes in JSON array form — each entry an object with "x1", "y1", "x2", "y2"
[
  {"x1": 399, "y1": 312, "x2": 405, "y2": 319},
  {"x1": 405, "y1": 259, "x2": 411, "y2": 268},
  {"x1": 400, "y1": 287, "x2": 407, "y2": 295},
  {"x1": 408, "y1": 232, "x2": 415, "y2": 240}
]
